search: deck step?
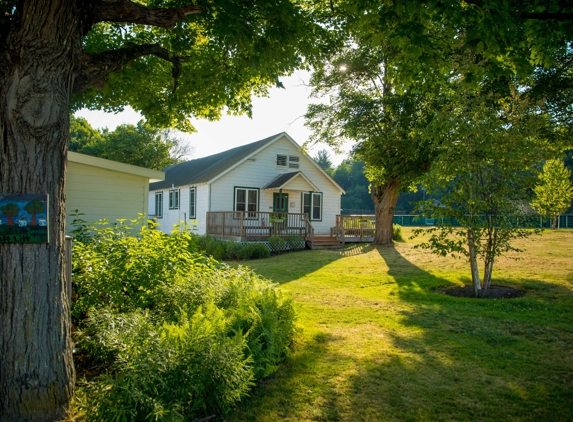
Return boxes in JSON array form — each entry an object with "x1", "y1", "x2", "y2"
[{"x1": 308, "y1": 235, "x2": 343, "y2": 249}]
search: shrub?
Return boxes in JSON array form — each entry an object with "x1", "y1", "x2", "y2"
[
  {"x1": 224, "y1": 240, "x2": 244, "y2": 260},
  {"x1": 238, "y1": 243, "x2": 271, "y2": 260},
  {"x1": 72, "y1": 220, "x2": 295, "y2": 420},
  {"x1": 393, "y1": 224, "x2": 404, "y2": 242},
  {"x1": 203, "y1": 236, "x2": 226, "y2": 260},
  {"x1": 268, "y1": 235, "x2": 286, "y2": 252},
  {"x1": 284, "y1": 234, "x2": 305, "y2": 250},
  {"x1": 71, "y1": 217, "x2": 202, "y2": 319},
  {"x1": 79, "y1": 306, "x2": 254, "y2": 420}
]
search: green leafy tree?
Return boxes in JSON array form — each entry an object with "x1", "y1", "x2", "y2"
[
  {"x1": 531, "y1": 159, "x2": 573, "y2": 228},
  {"x1": 0, "y1": 1, "x2": 326, "y2": 419},
  {"x1": 79, "y1": 120, "x2": 191, "y2": 169},
  {"x1": 306, "y1": 45, "x2": 440, "y2": 244},
  {"x1": 69, "y1": 116, "x2": 103, "y2": 152},
  {"x1": 313, "y1": 149, "x2": 333, "y2": 173},
  {"x1": 0, "y1": 202, "x2": 20, "y2": 226},
  {"x1": 23, "y1": 200, "x2": 46, "y2": 226},
  {"x1": 343, "y1": 0, "x2": 573, "y2": 90},
  {"x1": 415, "y1": 87, "x2": 557, "y2": 297},
  {"x1": 332, "y1": 159, "x2": 373, "y2": 212}
]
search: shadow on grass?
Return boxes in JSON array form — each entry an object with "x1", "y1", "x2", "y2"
[
  {"x1": 227, "y1": 244, "x2": 573, "y2": 421},
  {"x1": 355, "y1": 245, "x2": 573, "y2": 421},
  {"x1": 236, "y1": 245, "x2": 371, "y2": 285},
  {"x1": 228, "y1": 331, "x2": 349, "y2": 421}
]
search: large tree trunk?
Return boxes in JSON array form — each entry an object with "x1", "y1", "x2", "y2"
[
  {"x1": 371, "y1": 180, "x2": 400, "y2": 245},
  {"x1": 0, "y1": 1, "x2": 84, "y2": 420}
]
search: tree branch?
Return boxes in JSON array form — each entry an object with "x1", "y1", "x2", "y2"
[
  {"x1": 73, "y1": 44, "x2": 189, "y2": 93},
  {"x1": 91, "y1": 0, "x2": 202, "y2": 28}
]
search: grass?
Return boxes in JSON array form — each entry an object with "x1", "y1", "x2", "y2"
[{"x1": 225, "y1": 228, "x2": 573, "y2": 421}]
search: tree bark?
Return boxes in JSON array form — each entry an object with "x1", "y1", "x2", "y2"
[
  {"x1": 0, "y1": 1, "x2": 85, "y2": 419},
  {"x1": 467, "y1": 229, "x2": 482, "y2": 298},
  {"x1": 371, "y1": 180, "x2": 400, "y2": 245}
]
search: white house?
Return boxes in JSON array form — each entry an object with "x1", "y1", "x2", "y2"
[{"x1": 148, "y1": 133, "x2": 345, "y2": 245}]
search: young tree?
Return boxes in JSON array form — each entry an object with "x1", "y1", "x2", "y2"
[
  {"x1": 531, "y1": 159, "x2": 573, "y2": 228},
  {"x1": 0, "y1": 1, "x2": 324, "y2": 419},
  {"x1": 416, "y1": 88, "x2": 558, "y2": 297}
]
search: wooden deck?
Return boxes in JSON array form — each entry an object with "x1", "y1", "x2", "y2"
[
  {"x1": 206, "y1": 211, "x2": 312, "y2": 242},
  {"x1": 206, "y1": 212, "x2": 378, "y2": 249}
]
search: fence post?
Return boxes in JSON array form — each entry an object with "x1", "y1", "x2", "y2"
[{"x1": 65, "y1": 235, "x2": 73, "y2": 305}]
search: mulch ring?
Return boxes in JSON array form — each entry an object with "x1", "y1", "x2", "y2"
[{"x1": 441, "y1": 285, "x2": 525, "y2": 299}]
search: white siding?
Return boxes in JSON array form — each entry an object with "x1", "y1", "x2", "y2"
[
  {"x1": 148, "y1": 134, "x2": 342, "y2": 235},
  {"x1": 149, "y1": 184, "x2": 209, "y2": 234},
  {"x1": 66, "y1": 161, "x2": 150, "y2": 232},
  {"x1": 210, "y1": 135, "x2": 341, "y2": 234}
]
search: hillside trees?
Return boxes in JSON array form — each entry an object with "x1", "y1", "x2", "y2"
[
  {"x1": 70, "y1": 117, "x2": 191, "y2": 170},
  {"x1": 0, "y1": 1, "x2": 326, "y2": 419}
]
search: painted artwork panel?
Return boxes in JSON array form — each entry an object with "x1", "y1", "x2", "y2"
[{"x1": 0, "y1": 194, "x2": 49, "y2": 243}]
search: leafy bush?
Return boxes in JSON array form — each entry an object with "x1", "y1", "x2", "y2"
[
  {"x1": 71, "y1": 217, "x2": 202, "y2": 319},
  {"x1": 393, "y1": 224, "x2": 404, "y2": 242},
  {"x1": 78, "y1": 306, "x2": 254, "y2": 420},
  {"x1": 224, "y1": 240, "x2": 244, "y2": 260},
  {"x1": 284, "y1": 234, "x2": 306, "y2": 250},
  {"x1": 71, "y1": 219, "x2": 295, "y2": 420},
  {"x1": 239, "y1": 243, "x2": 271, "y2": 260},
  {"x1": 268, "y1": 235, "x2": 286, "y2": 252}
]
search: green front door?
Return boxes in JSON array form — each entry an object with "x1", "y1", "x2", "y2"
[{"x1": 273, "y1": 193, "x2": 289, "y2": 213}]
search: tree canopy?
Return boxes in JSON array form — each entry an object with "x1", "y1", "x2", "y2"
[
  {"x1": 70, "y1": 117, "x2": 191, "y2": 170},
  {"x1": 0, "y1": 1, "x2": 330, "y2": 419}
]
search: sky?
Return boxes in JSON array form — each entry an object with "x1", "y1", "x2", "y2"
[{"x1": 75, "y1": 70, "x2": 350, "y2": 166}]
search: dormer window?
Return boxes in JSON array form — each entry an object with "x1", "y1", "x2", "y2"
[{"x1": 276, "y1": 154, "x2": 287, "y2": 166}]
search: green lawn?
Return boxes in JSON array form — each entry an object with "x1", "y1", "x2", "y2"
[{"x1": 226, "y1": 228, "x2": 573, "y2": 422}]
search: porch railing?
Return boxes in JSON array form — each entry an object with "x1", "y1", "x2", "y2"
[
  {"x1": 335, "y1": 215, "x2": 376, "y2": 244},
  {"x1": 206, "y1": 211, "x2": 313, "y2": 242}
]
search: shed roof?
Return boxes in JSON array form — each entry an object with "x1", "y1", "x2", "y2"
[{"x1": 68, "y1": 151, "x2": 165, "y2": 182}]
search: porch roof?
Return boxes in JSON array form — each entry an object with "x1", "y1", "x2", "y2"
[{"x1": 262, "y1": 171, "x2": 319, "y2": 192}]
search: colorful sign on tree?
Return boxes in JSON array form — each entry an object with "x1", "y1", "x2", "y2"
[{"x1": 0, "y1": 194, "x2": 49, "y2": 243}]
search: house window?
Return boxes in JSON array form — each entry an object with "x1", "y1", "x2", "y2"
[
  {"x1": 189, "y1": 187, "x2": 196, "y2": 219},
  {"x1": 169, "y1": 188, "x2": 180, "y2": 210},
  {"x1": 289, "y1": 155, "x2": 300, "y2": 169},
  {"x1": 302, "y1": 192, "x2": 322, "y2": 221},
  {"x1": 154, "y1": 192, "x2": 163, "y2": 218},
  {"x1": 276, "y1": 154, "x2": 287, "y2": 166},
  {"x1": 235, "y1": 187, "x2": 259, "y2": 218}
]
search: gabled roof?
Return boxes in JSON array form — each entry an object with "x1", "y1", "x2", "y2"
[
  {"x1": 149, "y1": 133, "x2": 280, "y2": 190},
  {"x1": 149, "y1": 132, "x2": 345, "y2": 194},
  {"x1": 262, "y1": 171, "x2": 319, "y2": 192}
]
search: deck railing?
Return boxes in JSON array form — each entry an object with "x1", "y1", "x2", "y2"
[
  {"x1": 335, "y1": 215, "x2": 376, "y2": 244},
  {"x1": 206, "y1": 211, "x2": 312, "y2": 242}
]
